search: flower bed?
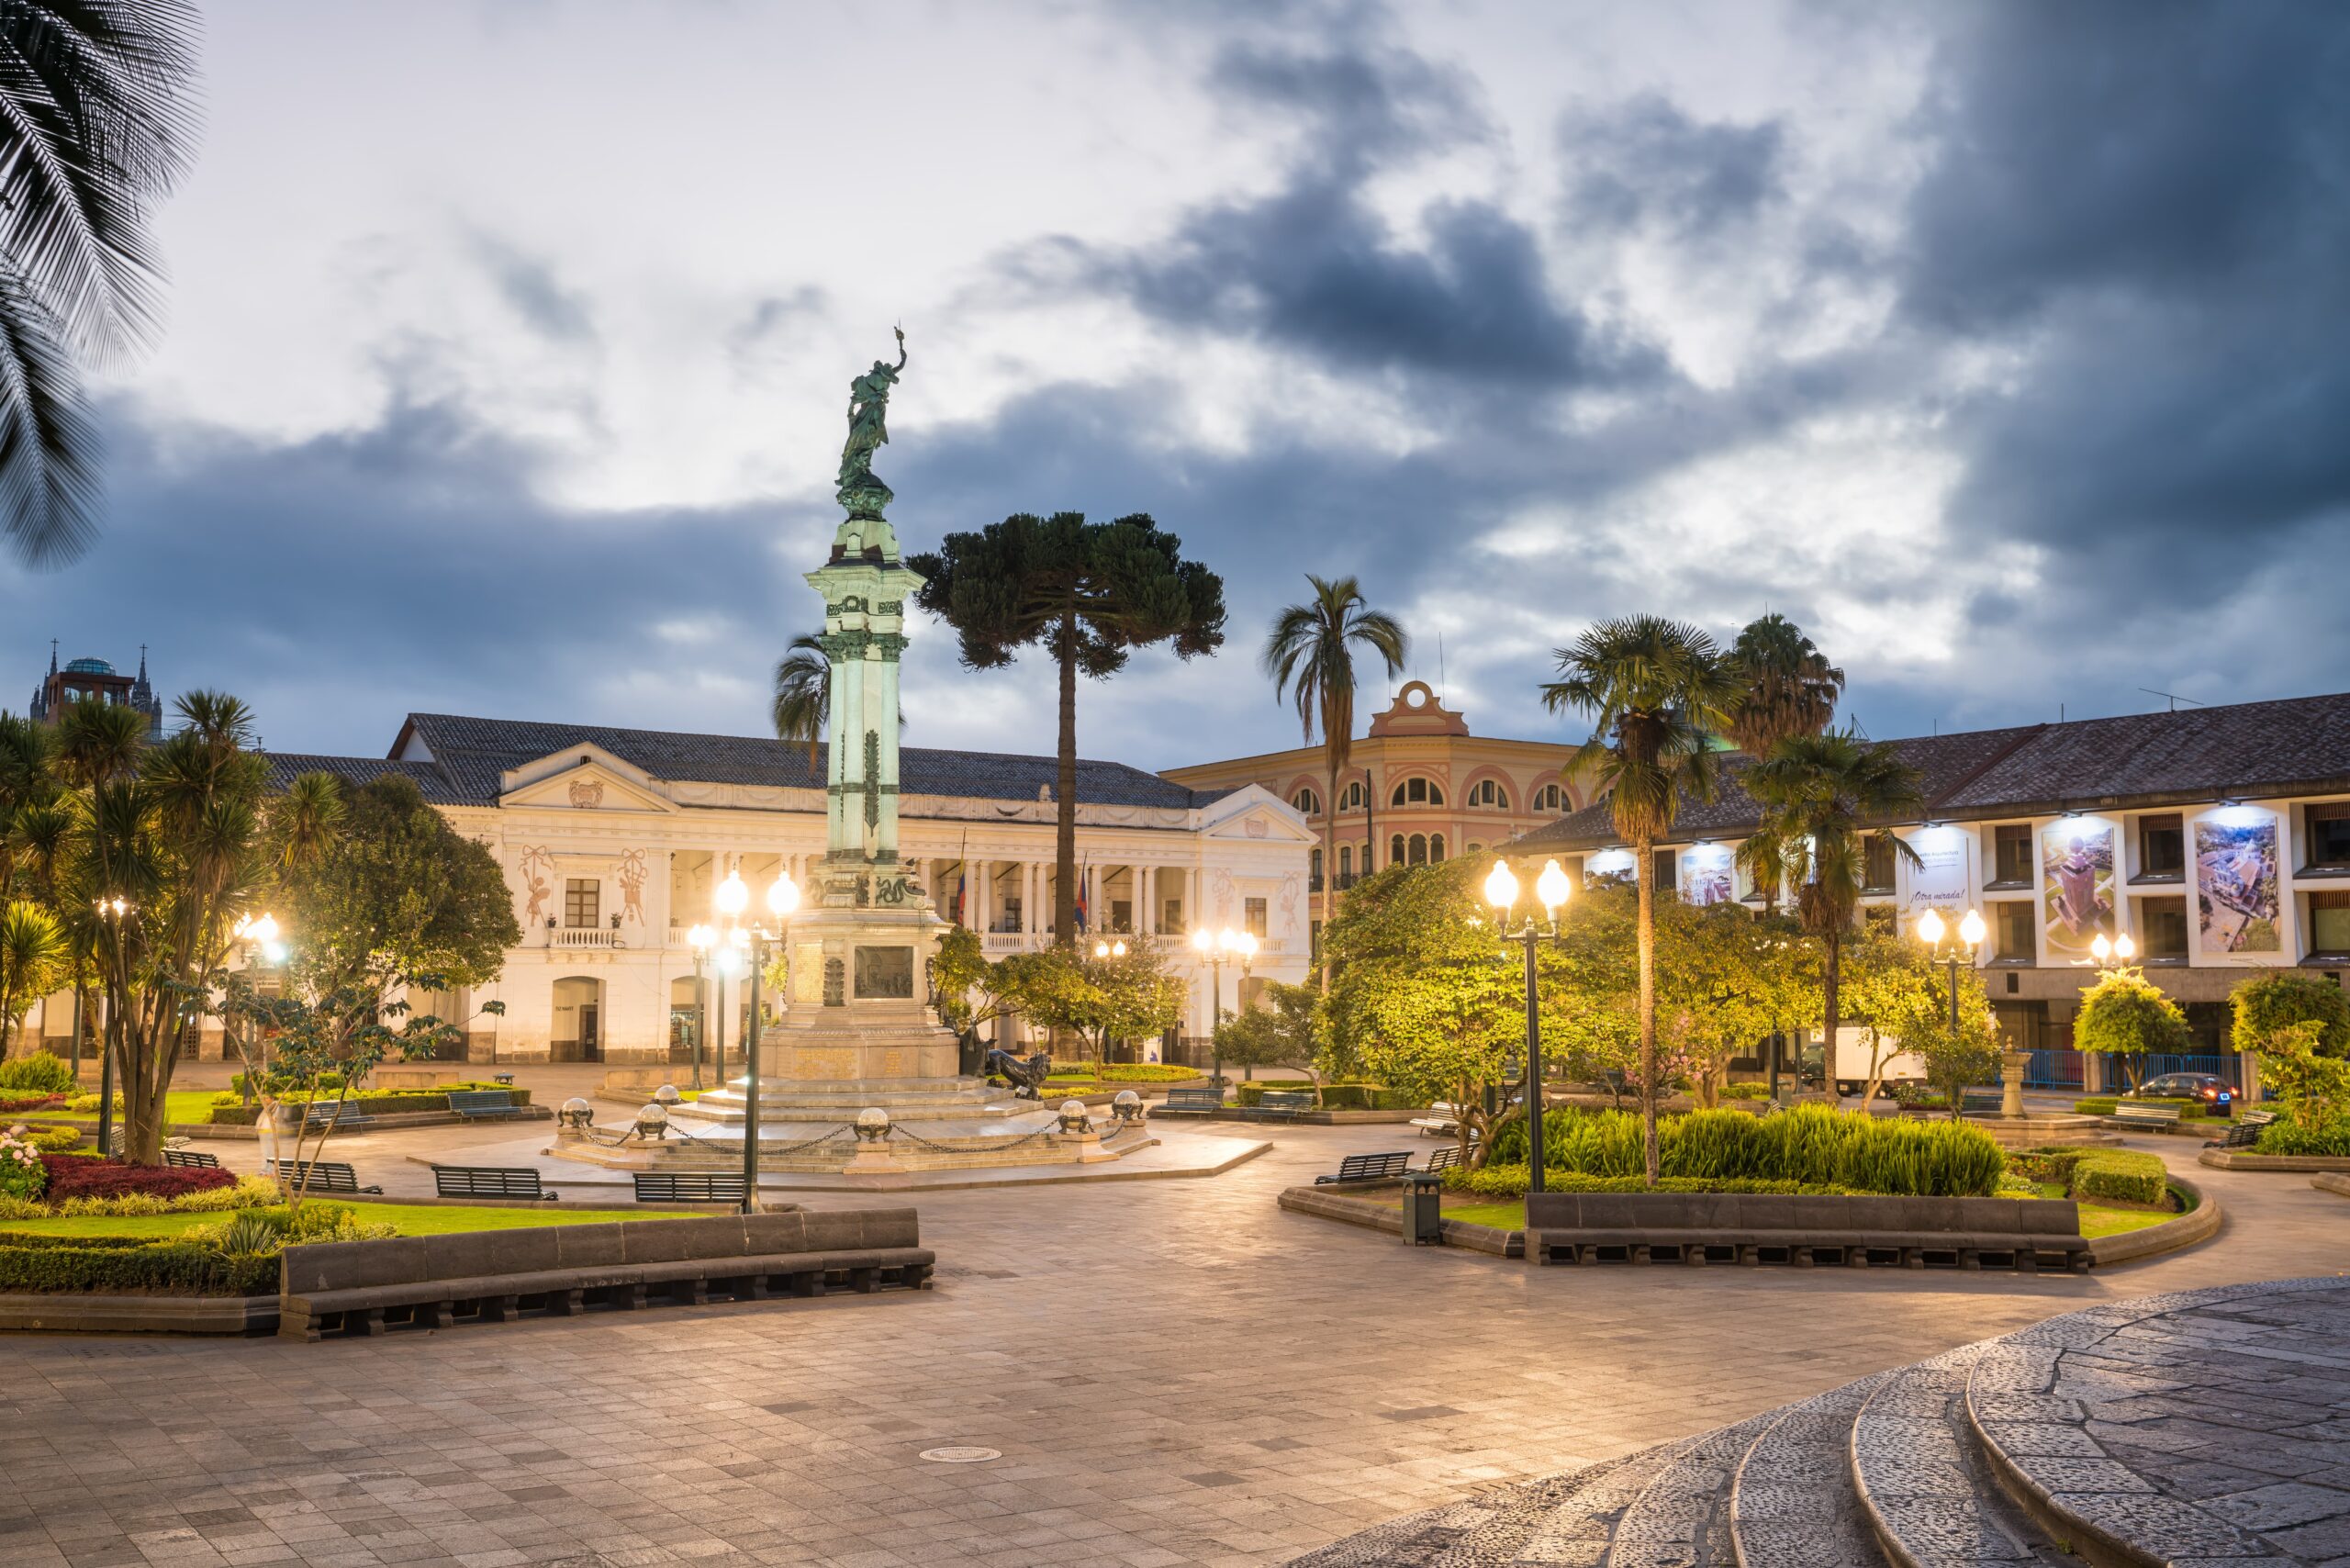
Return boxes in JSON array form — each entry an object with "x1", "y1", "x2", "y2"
[
  {"x1": 206, "y1": 1082, "x2": 535, "y2": 1126},
  {"x1": 39, "y1": 1155, "x2": 236, "y2": 1203},
  {"x1": 1447, "y1": 1168, "x2": 1861, "y2": 1200},
  {"x1": 1043, "y1": 1063, "x2": 1198, "y2": 1084},
  {"x1": 1478, "y1": 1104, "x2": 2007, "y2": 1196},
  {"x1": 0, "y1": 1092, "x2": 66, "y2": 1114}
]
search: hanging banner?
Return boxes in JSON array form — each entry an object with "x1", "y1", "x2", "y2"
[
  {"x1": 2042, "y1": 818, "x2": 2116, "y2": 958},
  {"x1": 1585, "y1": 847, "x2": 1638, "y2": 884},
  {"x1": 1902, "y1": 825, "x2": 1971, "y2": 919},
  {"x1": 1677, "y1": 843, "x2": 1735, "y2": 906},
  {"x1": 2195, "y1": 809, "x2": 2281, "y2": 956}
]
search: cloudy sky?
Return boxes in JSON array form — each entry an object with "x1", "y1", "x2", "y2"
[{"x1": 3, "y1": 0, "x2": 2344, "y2": 768}]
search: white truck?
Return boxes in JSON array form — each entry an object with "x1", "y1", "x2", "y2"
[{"x1": 1830, "y1": 1025, "x2": 1926, "y2": 1100}]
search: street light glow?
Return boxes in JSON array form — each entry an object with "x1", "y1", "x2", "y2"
[
  {"x1": 1483, "y1": 859, "x2": 1519, "y2": 911},
  {"x1": 1959, "y1": 909, "x2": 1986, "y2": 947},
  {"x1": 767, "y1": 871, "x2": 800, "y2": 918},
  {"x1": 2114, "y1": 932, "x2": 2136, "y2": 962},
  {"x1": 1536, "y1": 859, "x2": 1572, "y2": 913},
  {"x1": 1190, "y1": 927, "x2": 1214, "y2": 955},
  {"x1": 688, "y1": 923, "x2": 714, "y2": 951},
  {"x1": 1916, "y1": 908, "x2": 1945, "y2": 946},
  {"x1": 714, "y1": 868, "x2": 749, "y2": 916},
  {"x1": 2090, "y1": 932, "x2": 2111, "y2": 962}
]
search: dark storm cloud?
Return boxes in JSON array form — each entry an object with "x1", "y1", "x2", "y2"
[
  {"x1": 470, "y1": 233, "x2": 598, "y2": 343},
  {"x1": 1024, "y1": 37, "x2": 1664, "y2": 392},
  {"x1": 1558, "y1": 94, "x2": 1785, "y2": 239},
  {"x1": 0, "y1": 389, "x2": 822, "y2": 756}
]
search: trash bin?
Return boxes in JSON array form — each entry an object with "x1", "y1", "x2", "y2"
[{"x1": 1402, "y1": 1170, "x2": 1445, "y2": 1246}]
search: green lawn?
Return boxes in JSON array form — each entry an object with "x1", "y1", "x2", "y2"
[
  {"x1": 6, "y1": 1202, "x2": 679, "y2": 1239},
  {"x1": 12, "y1": 1090, "x2": 223, "y2": 1126},
  {"x1": 1430, "y1": 1193, "x2": 2177, "y2": 1238}
]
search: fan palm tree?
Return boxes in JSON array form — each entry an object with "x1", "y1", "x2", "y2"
[
  {"x1": 1262, "y1": 575, "x2": 1409, "y2": 989},
  {"x1": 1541, "y1": 615, "x2": 1743, "y2": 1185},
  {"x1": 771, "y1": 633, "x2": 831, "y2": 770},
  {"x1": 0, "y1": 898, "x2": 66, "y2": 1056},
  {"x1": 1737, "y1": 728, "x2": 1925, "y2": 1098},
  {"x1": 55, "y1": 694, "x2": 146, "y2": 786},
  {"x1": 1727, "y1": 612, "x2": 1845, "y2": 757},
  {"x1": 0, "y1": 3, "x2": 202, "y2": 568}
]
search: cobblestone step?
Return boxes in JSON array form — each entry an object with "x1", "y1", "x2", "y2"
[
  {"x1": 1596, "y1": 1411, "x2": 1780, "y2": 1568},
  {"x1": 1849, "y1": 1345, "x2": 2071, "y2": 1568},
  {"x1": 1284, "y1": 1451, "x2": 1655, "y2": 1568},
  {"x1": 1727, "y1": 1371, "x2": 1895, "y2": 1568},
  {"x1": 1500, "y1": 1441, "x2": 1683, "y2": 1566}
]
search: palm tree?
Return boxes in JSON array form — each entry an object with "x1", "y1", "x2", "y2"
[
  {"x1": 1262, "y1": 575, "x2": 1408, "y2": 989},
  {"x1": 0, "y1": 899, "x2": 65, "y2": 1056},
  {"x1": 1727, "y1": 612, "x2": 1845, "y2": 757},
  {"x1": 55, "y1": 695, "x2": 146, "y2": 786},
  {"x1": 0, "y1": 4, "x2": 201, "y2": 568},
  {"x1": 1541, "y1": 615, "x2": 1743, "y2": 1185},
  {"x1": 771, "y1": 633, "x2": 830, "y2": 769},
  {"x1": 1738, "y1": 728, "x2": 1925, "y2": 1100}
]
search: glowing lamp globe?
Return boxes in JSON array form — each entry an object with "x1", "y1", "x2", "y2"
[{"x1": 1483, "y1": 859, "x2": 1519, "y2": 911}]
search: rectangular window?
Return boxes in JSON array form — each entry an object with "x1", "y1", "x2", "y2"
[
  {"x1": 1993, "y1": 824, "x2": 2034, "y2": 885},
  {"x1": 1244, "y1": 897, "x2": 1268, "y2": 938},
  {"x1": 1994, "y1": 901, "x2": 2036, "y2": 961},
  {"x1": 2140, "y1": 898, "x2": 2188, "y2": 959},
  {"x1": 564, "y1": 879, "x2": 599, "y2": 928},
  {"x1": 1161, "y1": 898, "x2": 1181, "y2": 935},
  {"x1": 2138, "y1": 812, "x2": 2184, "y2": 877},
  {"x1": 1863, "y1": 834, "x2": 1895, "y2": 892},
  {"x1": 2310, "y1": 803, "x2": 2350, "y2": 868},
  {"x1": 1309, "y1": 919, "x2": 1323, "y2": 962},
  {"x1": 2311, "y1": 891, "x2": 2350, "y2": 954},
  {"x1": 1001, "y1": 896, "x2": 1022, "y2": 932},
  {"x1": 1110, "y1": 899, "x2": 1132, "y2": 932},
  {"x1": 1653, "y1": 849, "x2": 1677, "y2": 890}
]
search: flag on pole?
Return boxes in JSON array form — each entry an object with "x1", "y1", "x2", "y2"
[
  {"x1": 954, "y1": 832, "x2": 969, "y2": 926},
  {"x1": 1074, "y1": 857, "x2": 1090, "y2": 934}
]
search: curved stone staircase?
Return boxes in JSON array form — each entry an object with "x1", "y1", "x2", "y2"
[{"x1": 1291, "y1": 1278, "x2": 2350, "y2": 1566}]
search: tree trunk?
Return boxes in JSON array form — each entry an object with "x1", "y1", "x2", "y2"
[
  {"x1": 1053, "y1": 610, "x2": 1078, "y2": 949},
  {"x1": 1637, "y1": 834, "x2": 1659, "y2": 1187},
  {"x1": 1822, "y1": 927, "x2": 1843, "y2": 1105},
  {"x1": 1320, "y1": 752, "x2": 1338, "y2": 993}
]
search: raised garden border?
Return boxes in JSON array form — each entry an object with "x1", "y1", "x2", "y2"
[
  {"x1": 2199, "y1": 1148, "x2": 2350, "y2": 1172},
  {"x1": 2314, "y1": 1173, "x2": 2350, "y2": 1200},
  {"x1": 0, "y1": 1291, "x2": 275, "y2": 1335}
]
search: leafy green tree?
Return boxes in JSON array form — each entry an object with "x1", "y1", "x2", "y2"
[
  {"x1": 1086, "y1": 938, "x2": 1186, "y2": 1060},
  {"x1": 2231, "y1": 970, "x2": 2350, "y2": 1060},
  {"x1": 1914, "y1": 1008, "x2": 2007, "y2": 1121},
  {"x1": 1213, "y1": 979, "x2": 1322, "y2": 1082},
  {"x1": 1262, "y1": 574, "x2": 1408, "y2": 987},
  {"x1": 1737, "y1": 729, "x2": 1924, "y2": 1097},
  {"x1": 0, "y1": 2, "x2": 199, "y2": 568},
  {"x1": 1726, "y1": 612, "x2": 1845, "y2": 758},
  {"x1": 911, "y1": 511, "x2": 1225, "y2": 946},
  {"x1": 2250, "y1": 1021, "x2": 2349, "y2": 1133},
  {"x1": 1658, "y1": 901, "x2": 1814, "y2": 1107},
  {"x1": 0, "y1": 900, "x2": 67, "y2": 1056},
  {"x1": 1839, "y1": 926, "x2": 1994, "y2": 1105},
  {"x1": 1539, "y1": 615, "x2": 1743, "y2": 1184},
  {"x1": 275, "y1": 772, "x2": 520, "y2": 1057},
  {"x1": 2071, "y1": 968, "x2": 2190, "y2": 1091}
]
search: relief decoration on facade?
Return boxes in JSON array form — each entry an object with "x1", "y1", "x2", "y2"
[
  {"x1": 617, "y1": 848, "x2": 649, "y2": 925},
  {"x1": 517, "y1": 846, "x2": 555, "y2": 926},
  {"x1": 567, "y1": 778, "x2": 605, "y2": 808}
]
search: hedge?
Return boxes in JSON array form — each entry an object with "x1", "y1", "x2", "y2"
[
  {"x1": 0, "y1": 1232, "x2": 278, "y2": 1296},
  {"x1": 1481, "y1": 1104, "x2": 2007, "y2": 1197},
  {"x1": 1446, "y1": 1166, "x2": 1858, "y2": 1200},
  {"x1": 2074, "y1": 1096, "x2": 2211, "y2": 1119},
  {"x1": 0, "y1": 1054, "x2": 76, "y2": 1094},
  {"x1": 2068, "y1": 1150, "x2": 2169, "y2": 1206},
  {"x1": 1043, "y1": 1063, "x2": 1197, "y2": 1083},
  {"x1": 2255, "y1": 1120, "x2": 2350, "y2": 1157},
  {"x1": 207, "y1": 1084, "x2": 534, "y2": 1125}
]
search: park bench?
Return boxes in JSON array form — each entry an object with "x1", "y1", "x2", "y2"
[
  {"x1": 2109, "y1": 1103, "x2": 2182, "y2": 1131},
  {"x1": 162, "y1": 1148, "x2": 219, "y2": 1170},
  {"x1": 632, "y1": 1170, "x2": 750, "y2": 1205},
  {"x1": 446, "y1": 1089, "x2": 520, "y2": 1120},
  {"x1": 277, "y1": 1207, "x2": 934, "y2": 1340},
  {"x1": 1960, "y1": 1088, "x2": 2005, "y2": 1116},
  {"x1": 1157, "y1": 1087, "x2": 1223, "y2": 1115},
  {"x1": 433, "y1": 1165, "x2": 558, "y2": 1202},
  {"x1": 2206, "y1": 1109, "x2": 2277, "y2": 1150},
  {"x1": 1423, "y1": 1144, "x2": 1461, "y2": 1174},
  {"x1": 1409, "y1": 1102, "x2": 1460, "y2": 1138},
  {"x1": 303, "y1": 1100, "x2": 373, "y2": 1132},
  {"x1": 279, "y1": 1159, "x2": 383, "y2": 1195},
  {"x1": 1526, "y1": 1192, "x2": 2090, "y2": 1273},
  {"x1": 492, "y1": 1073, "x2": 516, "y2": 1086},
  {"x1": 1314, "y1": 1150, "x2": 1414, "y2": 1185},
  {"x1": 1248, "y1": 1090, "x2": 1316, "y2": 1122}
]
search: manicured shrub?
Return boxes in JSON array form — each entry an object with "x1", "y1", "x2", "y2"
[
  {"x1": 2067, "y1": 1150, "x2": 2169, "y2": 1206},
  {"x1": 17, "y1": 1126, "x2": 81, "y2": 1153},
  {"x1": 0, "y1": 1053, "x2": 75, "y2": 1094},
  {"x1": 50, "y1": 1175, "x2": 280, "y2": 1217},
  {"x1": 1447, "y1": 1166, "x2": 1858, "y2": 1200},
  {"x1": 1721, "y1": 1083, "x2": 1773, "y2": 1101},
  {"x1": 0, "y1": 1232, "x2": 280, "y2": 1295},
  {"x1": 1479, "y1": 1104, "x2": 2004, "y2": 1196},
  {"x1": 2255, "y1": 1119, "x2": 2350, "y2": 1158},
  {"x1": 39, "y1": 1156, "x2": 236, "y2": 1203}
]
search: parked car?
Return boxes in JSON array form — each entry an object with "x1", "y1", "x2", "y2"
[{"x1": 2125, "y1": 1072, "x2": 2233, "y2": 1113}]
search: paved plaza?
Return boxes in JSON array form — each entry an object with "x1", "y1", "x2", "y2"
[{"x1": 3, "y1": 1101, "x2": 2345, "y2": 1568}]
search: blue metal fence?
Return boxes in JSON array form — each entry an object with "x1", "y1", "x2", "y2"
[{"x1": 2021, "y1": 1049, "x2": 2085, "y2": 1090}]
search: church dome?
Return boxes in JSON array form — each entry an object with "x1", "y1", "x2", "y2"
[{"x1": 64, "y1": 656, "x2": 114, "y2": 675}]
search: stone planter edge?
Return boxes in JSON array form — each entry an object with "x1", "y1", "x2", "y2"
[{"x1": 2087, "y1": 1174, "x2": 2222, "y2": 1269}]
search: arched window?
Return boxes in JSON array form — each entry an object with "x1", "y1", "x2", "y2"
[
  {"x1": 1337, "y1": 779, "x2": 1367, "y2": 812},
  {"x1": 1390, "y1": 834, "x2": 1406, "y2": 867},
  {"x1": 1309, "y1": 846, "x2": 1323, "y2": 885},
  {"x1": 1390, "y1": 776, "x2": 1445, "y2": 808},
  {"x1": 1429, "y1": 834, "x2": 1446, "y2": 863},
  {"x1": 1407, "y1": 834, "x2": 1428, "y2": 866},
  {"x1": 1467, "y1": 778, "x2": 1507, "y2": 810},
  {"x1": 1466, "y1": 842, "x2": 1482, "y2": 857},
  {"x1": 1534, "y1": 781, "x2": 1564, "y2": 813},
  {"x1": 1291, "y1": 785, "x2": 1321, "y2": 816},
  {"x1": 1337, "y1": 845, "x2": 1352, "y2": 878}
]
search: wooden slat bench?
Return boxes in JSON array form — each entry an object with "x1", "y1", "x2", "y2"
[
  {"x1": 445, "y1": 1090, "x2": 520, "y2": 1120},
  {"x1": 279, "y1": 1159, "x2": 383, "y2": 1195},
  {"x1": 277, "y1": 1208, "x2": 935, "y2": 1340},
  {"x1": 1157, "y1": 1087, "x2": 1223, "y2": 1115},
  {"x1": 433, "y1": 1166, "x2": 558, "y2": 1202},
  {"x1": 632, "y1": 1171, "x2": 750, "y2": 1205},
  {"x1": 1314, "y1": 1150, "x2": 1414, "y2": 1185},
  {"x1": 1409, "y1": 1103, "x2": 1460, "y2": 1138},
  {"x1": 2206, "y1": 1109, "x2": 2277, "y2": 1150},
  {"x1": 162, "y1": 1148, "x2": 219, "y2": 1170},
  {"x1": 1525, "y1": 1193, "x2": 2090, "y2": 1274},
  {"x1": 303, "y1": 1100, "x2": 373, "y2": 1132},
  {"x1": 1248, "y1": 1090, "x2": 1315, "y2": 1122},
  {"x1": 1423, "y1": 1144, "x2": 1462, "y2": 1174},
  {"x1": 2109, "y1": 1103, "x2": 2183, "y2": 1131}
]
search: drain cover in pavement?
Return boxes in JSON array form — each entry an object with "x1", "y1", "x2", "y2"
[{"x1": 919, "y1": 1446, "x2": 1002, "y2": 1463}]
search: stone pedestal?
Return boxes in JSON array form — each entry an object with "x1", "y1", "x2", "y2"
[
  {"x1": 2001, "y1": 1049, "x2": 2028, "y2": 1118},
  {"x1": 760, "y1": 894, "x2": 958, "y2": 1082}
]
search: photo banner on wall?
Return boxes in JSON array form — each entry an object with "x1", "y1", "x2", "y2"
[
  {"x1": 1585, "y1": 847, "x2": 1638, "y2": 884},
  {"x1": 2195, "y1": 809, "x2": 2282, "y2": 956},
  {"x1": 2042, "y1": 818, "x2": 2116, "y2": 958},
  {"x1": 1677, "y1": 843, "x2": 1735, "y2": 906},
  {"x1": 1903, "y1": 825, "x2": 1971, "y2": 920}
]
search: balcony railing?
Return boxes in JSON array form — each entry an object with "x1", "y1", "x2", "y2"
[{"x1": 551, "y1": 927, "x2": 620, "y2": 949}]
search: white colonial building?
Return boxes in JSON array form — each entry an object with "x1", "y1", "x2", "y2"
[{"x1": 186, "y1": 712, "x2": 1314, "y2": 1067}]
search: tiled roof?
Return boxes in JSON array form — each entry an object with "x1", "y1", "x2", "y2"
[
  {"x1": 263, "y1": 755, "x2": 474, "y2": 806},
  {"x1": 1506, "y1": 691, "x2": 2350, "y2": 852},
  {"x1": 270, "y1": 713, "x2": 1225, "y2": 812}
]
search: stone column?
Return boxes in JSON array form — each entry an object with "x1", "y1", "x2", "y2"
[{"x1": 1139, "y1": 865, "x2": 1155, "y2": 935}]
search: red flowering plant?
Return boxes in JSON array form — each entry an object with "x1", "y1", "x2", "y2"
[{"x1": 38, "y1": 1154, "x2": 234, "y2": 1202}]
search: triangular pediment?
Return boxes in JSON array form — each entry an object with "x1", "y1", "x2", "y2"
[
  {"x1": 1200, "y1": 784, "x2": 1318, "y2": 845},
  {"x1": 499, "y1": 747, "x2": 676, "y2": 813}
]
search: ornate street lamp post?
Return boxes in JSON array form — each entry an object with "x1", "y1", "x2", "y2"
[
  {"x1": 229, "y1": 912, "x2": 285, "y2": 1102},
  {"x1": 1191, "y1": 925, "x2": 1255, "y2": 1098},
  {"x1": 1483, "y1": 858, "x2": 1573, "y2": 1195},
  {"x1": 1915, "y1": 906, "x2": 1995, "y2": 1109},
  {"x1": 93, "y1": 895, "x2": 130, "y2": 1159},
  {"x1": 686, "y1": 924, "x2": 715, "y2": 1090},
  {"x1": 714, "y1": 866, "x2": 800, "y2": 1214}
]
